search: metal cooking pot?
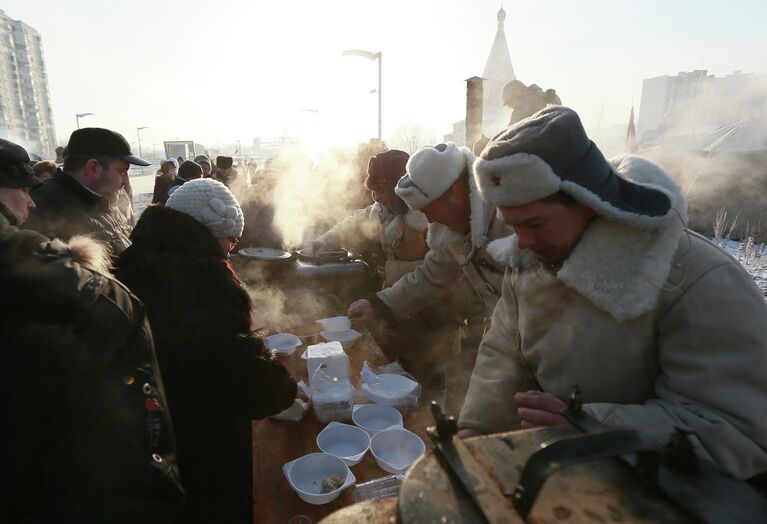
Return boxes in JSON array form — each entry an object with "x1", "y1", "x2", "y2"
[{"x1": 238, "y1": 247, "x2": 294, "y2": 263}]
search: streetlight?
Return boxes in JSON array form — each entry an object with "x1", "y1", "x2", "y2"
[
  {"x1": 342, "y1": 49, "x2": 382, "y2": 140},
  {"x1": 137, "y1": 127, "x2": 148, "y2": 174},
  {"x1": 75, "y1": 112, "x2": 95, "y2": 129}
]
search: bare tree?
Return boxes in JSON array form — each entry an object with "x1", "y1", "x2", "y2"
[{"x1": 388, "y1": 124, "x2": 438, "y2": 154}]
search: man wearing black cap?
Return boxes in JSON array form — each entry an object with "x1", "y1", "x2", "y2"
[
  {"x1": 25, "y1": 127, "x2": 151, "y2": 254},
  {"x1": 457, "y1": 106, "x2": 767, "y2": 485},
  {"x1": 0, "y1": 137, "x2": 185, "y2": 521}
]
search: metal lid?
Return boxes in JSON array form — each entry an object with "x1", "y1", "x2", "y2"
[{"x1": 239, "y1": 247, "x2": 292, "y2": 261}]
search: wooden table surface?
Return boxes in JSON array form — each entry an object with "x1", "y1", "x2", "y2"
[{"x1": 251, "y1": 329, "x2": 434, "y2": 524}]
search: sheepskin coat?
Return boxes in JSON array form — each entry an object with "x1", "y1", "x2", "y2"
[
  {"x1": 0, "y1": 207, "x2": 184, "y2": 522},
  {"x1": 315, "y1": 203, "x2": 464, "y2": 364},
  {"x1": 458, "y1": 156, "x2": 767, "y2": 481},
  {"x1": 114, "y1": 205, "x2": 296, "y2": 524},
  {"x1": 377, "y1": 173, "x2": 512, "y2": 326}
]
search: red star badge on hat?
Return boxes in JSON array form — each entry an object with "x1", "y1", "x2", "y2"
[{"x1": 491, "y1": 174, "x2": 501, "y2": 186}]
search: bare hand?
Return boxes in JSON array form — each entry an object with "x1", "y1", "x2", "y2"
[
  {"x1": 296, "y1": 388, "x2": 310, "y2": 403},
  {"x1": 457, "y1": 428, "x2": 484, "y2": 439},
  {"x1": 347, "y1": 299, "x2": 377, "y2": 326},
  {"x1": 514, "y1": 390, "x2": 567, "y2": 429}
]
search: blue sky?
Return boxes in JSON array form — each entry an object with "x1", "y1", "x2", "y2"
[{"x1": 3, "y1": 0, "x2": 765, "y2": 150}]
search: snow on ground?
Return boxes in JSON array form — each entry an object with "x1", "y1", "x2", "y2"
[{"x1": 718, "y1": 238, "x2": 767, "y2": 297}]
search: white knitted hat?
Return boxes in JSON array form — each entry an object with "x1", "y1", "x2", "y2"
[
  {"x1": 395, "y1": 143, "x2": 475, "y2": 210},
  {"x1": 165, "y1": 178, "x2": 244, "y2": 238}
]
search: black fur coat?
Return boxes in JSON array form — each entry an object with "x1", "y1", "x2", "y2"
[{"x1": 115, "y1": 205, "x2": 296, "y2": 524}]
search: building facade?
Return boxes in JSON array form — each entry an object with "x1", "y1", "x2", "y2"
[
  {"x1": 638, "y1": 69, "x2": 767, "y2": 146},
  {"x1": 0, "y1": 9, "x2": 56, "y2": 158}
]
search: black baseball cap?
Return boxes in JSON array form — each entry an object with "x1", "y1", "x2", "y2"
[
  {"x1": 0, "y1": 138, "x2": 42, "y2": 188},
  {"x1": 64, "y1": 127, "x2": 151, "y2": 166}
]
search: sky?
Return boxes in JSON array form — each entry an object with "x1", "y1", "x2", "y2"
[{"x1": 3, "y1": 0, "x2": 766, "y2": 155}]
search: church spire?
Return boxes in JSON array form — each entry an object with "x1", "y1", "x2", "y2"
[{"x1": 482, "y1": 6, "x2": 515, "y2": 83}]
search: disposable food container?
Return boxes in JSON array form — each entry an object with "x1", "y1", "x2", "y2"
[
  {"x1": 316, "y1": 422, "x2": 371, "y2": 466},
  {"x1": 370, "y1": 428, "x2": 426, "y2": 474},
  {"x1": 352, "y1": 404, "x2": 403, "y2": 436},
  {"x1": 283, "y1": 453, "x2": 356, "y2": 505}
]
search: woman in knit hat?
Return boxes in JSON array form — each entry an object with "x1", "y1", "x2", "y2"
[{"x1": 114, "y1": 178, "x2": 297, "y2": 524}]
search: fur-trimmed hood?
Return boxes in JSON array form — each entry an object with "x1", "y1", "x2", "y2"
[
  {"x1": 425, "y1": 170, "x2": 495, "y2": 257},
  {"x1": 489, "y1": 155, "x2": 689, "y2": 321}
]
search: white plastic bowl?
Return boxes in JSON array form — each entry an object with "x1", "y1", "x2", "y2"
[
  {"x1": 317, "y1": 316, "x2": 352, "y2": 332},
  {"x1": 352, "y1": 404, "x2": 403, "y2": 436},
  {"x1": 320, "y1": 329, "x2": 362, "y2": 350},
  {"x1": 316, "y1": 422, "x2": 371, "y2": 466},
  {"x1": 370, "y1": 428, "x2": 426, "y2": 474},
  {"x1": 360, "y1": 373, "x2": 419, "y2": 406},
  {"x1": 283, "y1": 453, "x2": 356, "y2": 505},
  {"x1": 265, "y1": 333, "x2": 302, "y2": 356}
]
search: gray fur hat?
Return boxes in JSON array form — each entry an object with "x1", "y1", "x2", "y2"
[{"x1": 473, "y1": 106, "x2": 676, "y2": 227}]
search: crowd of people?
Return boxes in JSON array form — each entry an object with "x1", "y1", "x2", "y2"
[{"x1": 2, "y1": 100, "x2": 767, "y2": 523}]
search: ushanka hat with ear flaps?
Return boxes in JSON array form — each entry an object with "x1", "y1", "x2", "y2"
[
  {"x1": 395, "y1": 143, "x2": 475, "y2": 210},
  {"x1": 474, "y1": 106, "x2": 677, "y2": 227}
]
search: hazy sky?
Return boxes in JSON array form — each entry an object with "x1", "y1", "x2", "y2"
[{"x1": 4, "y1": 0, "x2": 766, "y2": 153}]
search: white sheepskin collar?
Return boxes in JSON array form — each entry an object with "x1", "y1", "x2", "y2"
[
  {"x1": 489, "y1": 156, "x2": 689, "y2": 321},
  {"x1": 426, "y1": 171, "x2": 491, "y2": 254},
  {"x1": 373, "y1": 203, "x2": 428, "y2": 250}
]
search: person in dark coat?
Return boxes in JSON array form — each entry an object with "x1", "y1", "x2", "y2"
[
  {"x1": 152, "y1": 160, "x2": 177, "y2": 205},
  {"x1": 0, "y1": 137, "x2": 185, "y2": 523},
  {"x1": 25, "y1": 128, "x2": 151, "y2": 255},
  {"x1": 114, "y1": 178, "x2": 297, "y2": 524},
  {"x1": 166, "y1": 160, "x2": 203, "y2": 198}
]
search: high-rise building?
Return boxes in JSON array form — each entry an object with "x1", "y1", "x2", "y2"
[
  {"x1": 638, "y1": 69, "x2": 767, "y2": 144},
  {"x1": 0, "y1": 9, "x2": 56, "y2": 158}
]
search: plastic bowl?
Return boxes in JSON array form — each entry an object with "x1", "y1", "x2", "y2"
[
  {"x1": 317, "y1": 316, "x2": 352, "y2": 332},
  {"x1": 265, "y1": 333, "x2": 302, "y2": 356},
  {"x1": 352, "y1": 404, "x2": 403, "y2": 436},
  {"x1": 360, "y1": 373, "x2": 419, "y2": 406},
  {"x1": 283, "y1": 453, "x2": 356, "y2": 505},
  {"x1": 370, "y1": 428, "x2": 426, "y2": 474},
  {"x1": 320, "y1": 329, "x2": 362, "y2": 350},
  {"x1": 316, "y1": 422, "x2": 371, "y2": 466}
]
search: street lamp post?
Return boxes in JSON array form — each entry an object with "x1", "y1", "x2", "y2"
[
  {"x1": 75, "y1": 112, "x2": 95, "y2": 129},
  {"x1": 137, "y1": 127, "x2": 148, "y2": 174},
  {"x1": 342, "y1": 49, "x2": 382, "y2": 140}
]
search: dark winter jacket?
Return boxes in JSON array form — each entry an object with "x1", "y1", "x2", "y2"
[
  {"x1": 152, "y1": 174, "x2": 173, "y2": 205},
  {"x1": 0, "y1": 208, "x2": 184, "y2": 523},
  {"x1": 165, "y1": 175, "x2": 189, "y2": 199},
  {"x1": 114, "y1": 205, "x2": 296, "y2": 524},
  {"x1": 25, "y1": 170, "x2": 132, "y2": 254}
]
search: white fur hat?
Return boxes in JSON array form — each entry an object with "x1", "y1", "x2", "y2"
[
  {"x1": 165, "y1": 178, "x2": 244, "y2": 238},
  {"x1": 395, "y1": 143, "x2": 475, "y2": 210}
]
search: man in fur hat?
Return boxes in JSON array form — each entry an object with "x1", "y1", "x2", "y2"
[
  {"x1": 348, "y1": 144, "x2": 513, "y2": 405},
  {"x1": 315, "y1": 150, "x2": 468, "y2": 397},
  {"x1": 458, "y1": 106, "x2": 767, "y2": 485},
  {"x1": 0, "y1": 138, "x2": 185, "y2": 521}
]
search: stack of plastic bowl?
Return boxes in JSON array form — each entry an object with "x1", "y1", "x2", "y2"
[
  {"x1": 317, "y1": 316, "x2": 362, "y2": 350},
  {"x1": 360, "y1": 373, "x2": 420, "y2": 407},
  {"x1": 283, "y1": 453, "x2": 356, "y2": 505}
]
